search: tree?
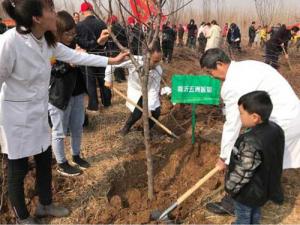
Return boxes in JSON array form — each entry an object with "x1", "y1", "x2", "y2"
[
  {"x1": 254, "y1": 0, "x2": 282, "y2": 26},
  {"x1": 90, "y1": 0, "x2": 188, "y2": 200}
]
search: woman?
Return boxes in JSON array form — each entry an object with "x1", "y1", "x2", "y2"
[
  {"x1": 48, "y1": 11, "x2": 91, "y2": 177},
  {"x1": 0, "y1": 0, "x2": 127, "y2": 223}
]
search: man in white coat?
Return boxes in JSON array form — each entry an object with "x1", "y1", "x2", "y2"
[
  {"x1": 200, "y1": 48, "x2": 300, "y2": 214},
  {"x1": 104, "y1": 44, "x2": 163, "y2": 136}
]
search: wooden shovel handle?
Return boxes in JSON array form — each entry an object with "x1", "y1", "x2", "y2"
[
  {"x1": 112, "y1": 87, "x2": 179, "y2": 139},
  {"x1": 177, "y1": 167, "x2": 219, "y2": 205}
]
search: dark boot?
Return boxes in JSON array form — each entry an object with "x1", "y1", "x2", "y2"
[
  {"x1": 118, "y1": 124, "x2": 131, "y2": 136},
  {"x1": 206, "y1": 195, "x2": 235, "y2": 215}
]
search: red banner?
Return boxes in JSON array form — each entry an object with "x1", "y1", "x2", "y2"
[{"x1": 129, "y1": 0, "x2": 157, "y2": 23}]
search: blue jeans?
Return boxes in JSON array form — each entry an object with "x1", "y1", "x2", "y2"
[
  {"x1": 233, "y1": 200, "x2": 261, "y2": 224},
  {"x1": 49, "y1": 94, "x2": 85, "y2": 164}
]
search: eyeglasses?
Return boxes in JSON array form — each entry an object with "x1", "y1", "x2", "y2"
[{"x1": 63, "y1": 31, "x2": 76, "y2": 38}]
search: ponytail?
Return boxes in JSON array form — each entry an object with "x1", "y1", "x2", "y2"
[{"x1": 1, "y1": 0, "x2": 56, "y2": 48}]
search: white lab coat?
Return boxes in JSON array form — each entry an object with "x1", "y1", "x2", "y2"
[
  {"x1": 221, "y1": 60, "x2": 300, "y2": 169},
  {"x1": 105, "y1": 56, "x2": 163, "y2": 112},
  {"x1": 0, "y1": 28, "x2": 109, "y2": 159},
  {"x1": 205, "y1": 24, "x2": 221, "y2": 51}
]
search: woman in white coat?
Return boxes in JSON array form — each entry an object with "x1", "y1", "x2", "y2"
[
  {"x1": 205, "y1": 20, "x2": 221, "y2": 51},
  {"x1": 0, "y1": 0, "x2": 128, "y2": 223}
]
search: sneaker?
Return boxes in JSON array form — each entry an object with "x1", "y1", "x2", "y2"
[
  {"x1": 206, "y1": 195, "x2": 235, "y2": 216},
  {"x1": 35, "y1": 202, "x2": 70, "y2": 218},
  {"x1": 72, "y1": 155, "x2": 90, "y2": 170},
  {"x1": 57, "y1": 161, "x2": 81, "y2": 177},
  {"x1": 17, "y1": 216, "x2": 38, "y2": 224}
]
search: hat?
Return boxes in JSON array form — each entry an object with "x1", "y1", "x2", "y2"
[
  {"x1": 127, "y1": 16, "x2": 135, "y2": 25},
  {"x1": 107, "y1": 15, "x2": 118, "y2": 24},
  {"x1": 80, "y1": 2, "x2": 93, "y2": 13}
]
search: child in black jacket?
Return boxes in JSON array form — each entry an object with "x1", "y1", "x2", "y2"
[{"x1": 225, "y1": 91, "x2": 285, "y2": 224}]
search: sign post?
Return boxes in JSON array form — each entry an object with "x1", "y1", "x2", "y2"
[{"x1": 172, "y1": 75, "x2": 221, "y2": 144}]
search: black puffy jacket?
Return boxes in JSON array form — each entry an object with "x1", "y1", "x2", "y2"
[
  {"x1": 49, "y1": 44, "x2": 86, "y2": 110},
  {"x1": 225, "y1": 121, "x2": 285, "y2": 207}
]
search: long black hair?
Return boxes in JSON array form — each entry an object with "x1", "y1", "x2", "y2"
[{"x1": 2, "y1": 0, "x2": 56, "y2": 47}]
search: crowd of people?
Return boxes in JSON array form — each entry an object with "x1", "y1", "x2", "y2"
[{"x1": 0, "y1": 0, "x2": 300, "y2": 224}]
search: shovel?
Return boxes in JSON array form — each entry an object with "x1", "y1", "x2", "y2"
[
  {"x1": 112, "y1": 87, "x2": 179, "y2": 139},
  {"x1": 151, "y1": 167, "x2": 219, "y2": 222}
]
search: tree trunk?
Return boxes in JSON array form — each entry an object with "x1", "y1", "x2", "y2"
[{"x1": 141, "y1": 51, "x2": 154, "y2": 200}]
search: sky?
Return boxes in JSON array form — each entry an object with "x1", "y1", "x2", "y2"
[{"x1": 54, "y1": 0, "x2": 300, "y2": 22}]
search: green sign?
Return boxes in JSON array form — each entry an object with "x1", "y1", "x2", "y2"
[{"x1": 171, "y1": 75, "x2": 221, "y2": 105}]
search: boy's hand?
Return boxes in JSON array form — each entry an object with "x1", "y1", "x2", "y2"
[
  {"x1": 216, "y1": 158, "x2": 227, "y2": 172},
  {"x1": 104, "y1": 81, "x2": 113, "y2": 89},
  {"x1": 97, "y1": 29, "x2": 110, "y2": 46}
]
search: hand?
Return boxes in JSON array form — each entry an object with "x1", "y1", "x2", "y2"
[
  {"x1": 216, "y1": 158, "x2": 227, "y2": 172},
  {"x1": 104, "y1": 81, "x2": 113, "y2": 89},
  {"x1": 75, "y1": 44, "x2": 86, "y2": 53},
  {"x1": 285, "y1": 54, "x2": 289, "y2": 59},
  {"x1": 97, "y1": 29, "x2": 110, "y2": 46},
  {"x1": 109, "y1": 50, "x2": 130, "y2": 65}
]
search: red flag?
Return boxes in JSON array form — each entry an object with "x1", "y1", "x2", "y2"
[{"x1": 129, "y1": 0, "x2": 157, "y2": 23}]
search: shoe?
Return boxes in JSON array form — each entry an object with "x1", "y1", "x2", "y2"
[
  {"x1": 17, "y1": 216, "x2": 38, "y2": 224},
  {"x1": 35, "y1": 202, "x2": 70, "y2": 218},
  {"x1": 206, "y1": 195, "x2": 235, "y2": 215},
  {"x1": 72, "y1": 155, "x2": 90, "y2": 170},
  {"x1": 117, "y1": 124, "x2": 130, "y2": 136},
  {"x1": 57, "y1": 161, "x2": 81, "y2": 177}
]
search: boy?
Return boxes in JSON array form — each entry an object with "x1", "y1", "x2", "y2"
[
  {"x1": 225, "y1": 91, "x2": 284, "y2": 224},
  {"x1": 105, "y1": 42, "x2": 163, "y2": 136}
]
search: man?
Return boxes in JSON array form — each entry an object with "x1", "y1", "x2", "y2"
[
  {"x1": 227, "y1": 23, "x2": 241, "y2": 53},
  {"x1": 187, "y1": 19, "x2": 198, "y2": 49},
  {"x1": 200, "y1": 48, "x2": 300, "y2": 215},
  {"x1": 197, "y1": 22, "x2": 207, "y2": 53},
  {"x1": 76, "y1": 1, "x2": 112, "y2": 111},
  {"x1": 104, "y1": 43, "x2": 163, "y2": 136},
  {"x1": 248, "y1": 21, "x2": 256, "y2": 47},
  {"x1": 106, "y1": 15, "x2": 128, "y2": 83},
  {"x1": 265, "y1": 25, "x2": 299, "y2": 69},
  {"x1": 162, "y1": 21, "x2": 176, "y2": 63},
  {"x1": 73, "y1": 12, "x2": 80, "y2": 24},
  {"x1": 177, "y1": 24, "x2": 185, "y2": 47}
]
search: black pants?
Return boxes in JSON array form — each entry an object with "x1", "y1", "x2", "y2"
[
  {"x1": 8, "y1": 147, "x2": 52, "y2": 220},
  {"x1": 125, "y1": 97, "x2": 161, "y2": 130},
  {"x1": 85, "y1": 74, "x2": 112, "y2": 110},
  {"x1": 265, "y1": 43, "x2": 280, "y2": 69},
  {"x1": 162, "y1": 40, "x2": 174, "y2": 62}
]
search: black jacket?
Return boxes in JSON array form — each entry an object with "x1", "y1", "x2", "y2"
[
  {"x1": 162, "y1": 25, "x2": 176, "y2": 43},
  {"x1": 76, "y1": 15, "x2": 107, "y2": 77},
  {"x1": 49, "y1": 44, "x2": 87, "y2": 110},
  {"x1": 106, "y1": 22, "x2": 128, "y2": 57},
  {"x1": 266, "y1": 25, "x2": 292, "y2": 53},
  {"x1": 225, "y1": 121, "x2": 285, "y2": 207}
]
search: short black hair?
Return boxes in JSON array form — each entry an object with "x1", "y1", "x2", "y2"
[
  {"x1": 238, "y1": 91, "x2": 273, "y2": 122},
  {"x1": 149, "y1": 39, "x2": 161, "y2": 53},
  {"x1": 200, "y1": 48, "x2": 231, "y2": 69},
  {"x1": 291, "y1": 26, "x2": 299, "y2": 33}
]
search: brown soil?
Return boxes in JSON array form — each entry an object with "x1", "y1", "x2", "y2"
[{"x1": 1, "y1": 46, "x2": 300, "y2": 224}]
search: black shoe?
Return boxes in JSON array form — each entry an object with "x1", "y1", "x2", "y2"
[
  {"x1": 117, "y1": 125, "x2": 130, "y2": 136},
  {"x1": 57, "y1": 161, "x2": 81, "y2": 177},
  {"x1": 206, "y1": 195, "x2": 235, "y2": 215},
  {"x1": 72, "y1": 155, "x2": 90, "y2": 170}
]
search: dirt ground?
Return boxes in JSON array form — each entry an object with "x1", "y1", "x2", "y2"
[{"x1": 1, "y1": 45, "x2": 300, "y2": 224}]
